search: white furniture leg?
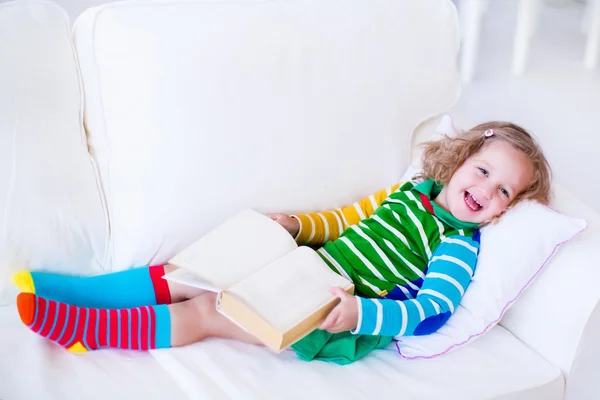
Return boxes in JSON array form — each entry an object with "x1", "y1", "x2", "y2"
[
  {"x1": 512, "y1": 0, "x2": 543, "y2": 76},
  {"x1": 459, "y1": 0, "x2": 488, "y2": 82},
  {"x1": 584, "y1": 0, "x2": 600, "y2": 69},
  {"x1": 582, "y1": 0, "x2": 592, "y2": 34}
]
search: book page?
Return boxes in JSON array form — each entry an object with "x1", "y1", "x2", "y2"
[
  {"x1": 162, "y1": 268, "x2": 220, "y2": 292},
  {"x1": 226, "y1": 246, "x2": 353, "y2": 333},
  {"x1": 168, "y1": 209, "x2": 298, "y2": 290}
]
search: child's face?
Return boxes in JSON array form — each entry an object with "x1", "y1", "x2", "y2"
[{"x1": 439, "y1": 140, "x2": 535, "y2": 224}]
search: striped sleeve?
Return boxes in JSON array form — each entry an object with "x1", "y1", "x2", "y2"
[
  {"x1": 351, "y1": 234, "x2": 479, "y2": 337},
  {"x1": 292, "y1": 182, "x2": 402, "y2": 246}
]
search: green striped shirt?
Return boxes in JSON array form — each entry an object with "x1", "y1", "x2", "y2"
[{"x1": 295, "y1": 180, "x2": 480, "y2": 337}]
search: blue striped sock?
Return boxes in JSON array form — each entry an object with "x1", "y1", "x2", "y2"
[{"x1": 25, "y1": 266, "x2": 170, "y2": 309}]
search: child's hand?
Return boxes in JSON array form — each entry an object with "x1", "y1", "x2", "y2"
[
  {"x1": 319, "y1": 287, "x2": 358, "y2": 333},
  {"x1": 267, "y1": 213, "x2": 299, "y2": 237}
]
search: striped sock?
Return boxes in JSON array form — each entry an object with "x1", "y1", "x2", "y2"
[
  {"x1": 12, "y1": 266, "x2": 171, "y2": 309},
  {"x1": 16, "y1": 293, "x2": 171, "y2": 352}
]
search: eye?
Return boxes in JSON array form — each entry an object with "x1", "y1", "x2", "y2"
[
  {"x1": 477, "y1": 167, "x2": 488, "y2": 177},
  {"x1": 500, "y1": 188, "x2": 510, "y2": 198}
]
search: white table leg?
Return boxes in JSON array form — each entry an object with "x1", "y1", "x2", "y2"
[
  {"x1": 584, "y1": 0, "x2": 600, "y2": 69},
  {"x1": 582, "y1": 0, "x2": 592, "y2": 34},
  {"x1": 459, "y1": 0, "x2": 488, "y2": 82},
  {"x1": 512, "y1": 0, "x2": 543, "y2": 76}
]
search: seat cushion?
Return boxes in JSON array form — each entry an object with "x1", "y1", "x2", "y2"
[
  {"x1": 0, "y1": 306, "x2": 186, "y2": 400},
  {"x1": 72, "y1": 0, "x2": 462, "y2": 271},
  {"x1": 149, "y1": 326, "x2": 563, "y2": 399},
  {"x1": 0, "y1": 298, "x2": 562, "y2": 400}
]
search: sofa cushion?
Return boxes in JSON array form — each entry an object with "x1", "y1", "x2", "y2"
[
  {"x1": 73, "y1": 0, "x2": 462, "y2": 270},
  {"x1": 0, "y1": 305, "x2": 186, "y2": 400},
  {"x1": 0, "y1": 1, "x2": 107, "y2": 305},
  {"x1": 148, "y1": 324, "x2": 563, "y2": 399},
  {"x1": 0, "y1": 301, "x2": 563, "y2": 399}
]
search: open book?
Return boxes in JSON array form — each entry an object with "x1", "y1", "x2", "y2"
[{"x1": 163, "y1": 209, "x2": 354, "y2": 352}]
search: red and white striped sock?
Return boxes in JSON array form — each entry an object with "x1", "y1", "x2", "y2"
[{"x1": 16, "y1": 293, "x2": 171, "y2": 353}]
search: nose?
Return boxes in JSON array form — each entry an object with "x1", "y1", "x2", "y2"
[{"x1": 480, "y1": 182, "x2": 495, "y2": 200}]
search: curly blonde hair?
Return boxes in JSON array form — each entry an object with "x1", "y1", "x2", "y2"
[{"x1": 416, "y1": 121, "x2": 552, "y2": 205}]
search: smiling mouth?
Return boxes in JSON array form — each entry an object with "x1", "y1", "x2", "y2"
[{"x1": 465, "y1": 191, "x2": 482, "y2": 212}]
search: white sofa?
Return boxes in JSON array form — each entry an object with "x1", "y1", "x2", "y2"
[{"x1": 1, "y1": 0, "x2": 599, "y2": 399}]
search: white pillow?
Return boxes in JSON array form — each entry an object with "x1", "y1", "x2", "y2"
[{"x1": 394, "y1": 116, "x2": 587, "y2": 359}]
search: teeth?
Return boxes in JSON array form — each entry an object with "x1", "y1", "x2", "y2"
[
  {"x1": 465, "y1": 192, "x2": 481, "y2": 212},
  {"x1": 471, "y1": 193, "x2": 482, "y2": 207}
]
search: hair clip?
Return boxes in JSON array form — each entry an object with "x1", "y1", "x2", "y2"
[{"x1": 484, "y1": 129, "x2": 494, "y2": 138}]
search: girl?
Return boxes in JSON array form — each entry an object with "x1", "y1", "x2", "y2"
[{"x1": 12, "y1": 121, "x2": 551, "y2": 364}]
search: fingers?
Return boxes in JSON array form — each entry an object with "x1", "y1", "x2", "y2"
[
  {"x1": 321, "y1": 288, "x2": 347, "y2": 332},
  {"x1": 320, "y1": 288, "x2": 359, "y2": 333},
  {"x1": 320, "y1": 307, "x2": 340, "y2": 331},
  {"x1": 267, "y1": 213, "x2": 280, "y2": 220},
  {"x1": 267, "y1": 213, "x2": 290, "y2": 222}
]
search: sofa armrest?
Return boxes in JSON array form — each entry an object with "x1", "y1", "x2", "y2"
[{"x1": 500, "y1": 183, "x2": 600, "y2": 400}]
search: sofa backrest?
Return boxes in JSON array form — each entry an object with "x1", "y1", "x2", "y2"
[
  {"x1": 0, "y1": 1, "x2": 108, "y2": 304},
  {"x1": 73, "y1": 0, "x2": 461, "y2": 270}
]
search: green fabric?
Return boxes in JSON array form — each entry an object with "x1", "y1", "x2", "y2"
[
  {"x1": 412, "y1": 180, "x2": 479, "y2": 230},
  {"x1": 294, "y1": 179, "x2": 477, "y2": 364},
  {"x1": 291, "y1": 329, "x2": 393, "y2": 365}
]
